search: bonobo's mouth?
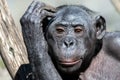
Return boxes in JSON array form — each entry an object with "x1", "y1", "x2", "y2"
[
  {"x1": 58, "y1": 59, "x2": 82, "y2": 67},
  {"x1": 56, "y1": 58, "x2": 83, "y2": 73}
]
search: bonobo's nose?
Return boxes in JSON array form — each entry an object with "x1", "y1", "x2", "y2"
[{"x1": 64, "y1": 37, "x2": 75, "y2": 48}]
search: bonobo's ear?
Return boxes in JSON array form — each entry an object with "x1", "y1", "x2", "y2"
[
  {"x1": 40, "y1": 5, "x2": 56, "y2": 33},
  {"x1": 42, "y1": 15, "x2": 54, "y2": 33},
  {"x1": 95, "y1": 15, "x2": 106, "y2": 39}
]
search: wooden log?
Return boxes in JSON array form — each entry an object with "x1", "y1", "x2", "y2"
[
  {"x1": 0, "y1": 0, "x2": 29, "y2": 79},
  {"x1": 111, "y1": 0, "x2": 120, "y2": 14}
]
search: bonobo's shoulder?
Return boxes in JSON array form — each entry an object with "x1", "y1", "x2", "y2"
[
  {"x1": 103, "y1": 31, "x2": 120, "y2": 56},
  {"x1": 103, "y1": 31, "x2": 120, "y2": 41}
]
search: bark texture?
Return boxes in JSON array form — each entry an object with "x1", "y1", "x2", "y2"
[
  {"x1": 111, "y1": 0, "x2": 120, "y2": 14},
  {"x1": 0, "y1": 0, "x2": 30, "y2": 80}
]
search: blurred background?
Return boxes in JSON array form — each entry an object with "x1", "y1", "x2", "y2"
[{"x1": 0, "y1": 0, "x2": 120, "y2": 80}]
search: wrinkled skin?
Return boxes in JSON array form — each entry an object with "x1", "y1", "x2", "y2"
[
  {"x1": 46, "y1": 5, "x2": 97, "y2": 74},
  {"x1": 20, "y1": 1, "x2": 120, "y2": 80}
]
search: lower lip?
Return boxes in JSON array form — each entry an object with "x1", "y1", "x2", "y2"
[{"x1": 59, "y1": 60, "x2": 81, "y2": 67}]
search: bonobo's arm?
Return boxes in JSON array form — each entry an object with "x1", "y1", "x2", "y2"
[
  {"x1": 20, "y1": 1, "x2": 62, "y2": 80},
  {"x1": 103, "y1": 32, "x2": 120, "y2": 59}
]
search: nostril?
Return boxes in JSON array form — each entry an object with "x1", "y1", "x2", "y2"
[
  {"x1": 64, "y1": 41, "x2": 69, "y2": 47},
  {"x1": 70, "y1": 41, "x2": 74, "y2": 46},
  {"x1": 64, "y1": 37, "x2": 76, "y2": 47},
  {"x1": 64, "y1": 40, "x2": 74, "y2": 47}
]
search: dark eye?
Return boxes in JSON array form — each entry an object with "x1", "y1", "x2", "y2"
[
  {"x1": 56, "y1": 27, "x2": 65, "y2": 34},
  {"x1": 74, "y1": 26, "x2": 83, "y2": 33}
]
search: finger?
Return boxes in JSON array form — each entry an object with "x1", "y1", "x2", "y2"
[
  {"x1": 40, "y1": 5, "x2": 55, "y2": 18},
  {"x1": 43, "y1": 5, "x2": 56, "y2": 12},
  {"x1": 23, "y1": 1, "x2": 43, "y2": 23},
  {"x1": 43, "y1": 9, "x2": 54, "y2": 16},
  {"x1": 40, "y1": 9, "x2": 54, "y2": 20},
  {"x1": 32, "y1": 1, "x2": 45, "y2": 15},
  {"x1": 26, "y1": 0, "x2": 40, "y2": 14}
]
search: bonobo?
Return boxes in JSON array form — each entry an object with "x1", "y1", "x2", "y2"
[{"x1": 20, "y1": 1, "x2": 120, "y2": 80}]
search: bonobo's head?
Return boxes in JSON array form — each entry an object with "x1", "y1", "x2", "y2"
[{"x1": 45, "y1": 5, "x2": 106, "y2": 74}]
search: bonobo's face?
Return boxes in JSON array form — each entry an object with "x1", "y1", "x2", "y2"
[{"x1": 46, "y1": 6, "x2": 100, "y2": 73}]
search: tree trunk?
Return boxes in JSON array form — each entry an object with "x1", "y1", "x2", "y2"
[
  {"x1": 0, "y1": 0, "x2": 30, "y2": 80},
  {"x1": 111, "y1": 0, "x2": 120, "y2": 14}
]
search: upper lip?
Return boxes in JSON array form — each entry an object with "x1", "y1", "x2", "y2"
[{"x1": 58, "y1": 59, "x2": 81, "y2": 66}]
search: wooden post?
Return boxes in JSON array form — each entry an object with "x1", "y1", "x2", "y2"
[
  {"x1": 111, "y1": 0, "x2": 120, "y2": 14},
  {"x1": 0, "y1": 0, "x2": 30, "y2": 79}
]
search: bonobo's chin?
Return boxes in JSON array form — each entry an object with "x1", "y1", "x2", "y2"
[{"x1": 57, "y1": 59, "x2": 83, "y2": 74}]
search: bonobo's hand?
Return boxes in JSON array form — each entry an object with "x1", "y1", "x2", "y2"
[
  {"x1": 20, "y1": 1, "x2": 54, "y2": 59},
  {"x1": 20, "y1": 1, "x2": 60, "y2": 80}
]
